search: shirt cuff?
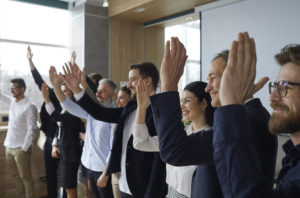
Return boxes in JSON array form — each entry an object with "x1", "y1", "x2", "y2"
[
  {"x1": 74, "y1": 90, "x2": 85, "y2": 101},
  {"x1": 52, "y1": 137, "x2": 58, "y2": 146},
  {"x1": 45, "y1": 102, "x2": 55, "y2": 115}
]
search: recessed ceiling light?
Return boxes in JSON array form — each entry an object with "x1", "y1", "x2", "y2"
[
  {"x1": 185, "y1": 16, "x2": 193, "y2": 21},
  {"x1": 134, "y1": 7, "x2": 146, "y2": 13}
]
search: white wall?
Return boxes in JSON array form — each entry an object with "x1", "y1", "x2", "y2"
[{"x1": 201, "y1": 0, "x2": 300, "y2": 112}]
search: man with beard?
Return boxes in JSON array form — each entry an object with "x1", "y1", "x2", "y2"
[
  {"x1": 60, "y1": 62, "x2": 167, "y2": 198},
  {"x1": 213, "y1": 33, "x2": 300, "y2": 197},
  {"x1": 150, "y1": 36, "x2": 277, "y2": 197},
  {"x1": 1, "y1": 78, "x2": 37, "y2": 198},
  {"x1": 48, "y1": 66, "x2": 116, "y2": 198}
]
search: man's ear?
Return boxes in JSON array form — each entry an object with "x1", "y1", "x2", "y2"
[{"x1": 144, "y1": 77, "x2": 152, "y2": 87}]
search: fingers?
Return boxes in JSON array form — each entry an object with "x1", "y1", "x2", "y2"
[
  {"x1": 228, "y1": 40, "x2": 238, "y2": 68},
  {"x1": 253, "y1": 77, "x2": 269, "y2": 94},
  {"x1": 170, "y1": 37, "x2": 177, "y2": 59}
]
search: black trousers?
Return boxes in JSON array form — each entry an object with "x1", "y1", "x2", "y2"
[
  {"x1": 44, "y1": 138, "x2": 59, "y2": 198},
  {"x1": 120, "y1": 191, "x2": 135, "y2": 198},
  {"x1": 87, "y1": 168, "x2": 114, "y2": 198}
]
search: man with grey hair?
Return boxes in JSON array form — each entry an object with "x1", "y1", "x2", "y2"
[{"x1": 49, "y1": 67, "x2": 116, "y2": 198}]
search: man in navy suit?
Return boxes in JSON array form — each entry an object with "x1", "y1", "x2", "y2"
[
  {"x1": 150, "y1": 36, "x2": 277, "y2": 197},
  {"x1": 61, "y1": 62, "x2": 167, "y2": 198},
  {"x1": 212, "y1": 33, "x2": 300, "y2": 197}
]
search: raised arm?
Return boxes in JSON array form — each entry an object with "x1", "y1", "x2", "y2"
[
  {"x1": 61, "y1": 63, "x2": 123, "y2": 123},
  {"x1": 133, "y1": 79, "x2": 159, "y2": 152},
  {"x1": 150, "y1": 38, "x2": 214, "y2": 165},
  {"x1": 49, "y1": 66, "x2": 89, "y2": 120},
  {"x1": 27, "y1": 46, "x2": 44, "y2": 89}
]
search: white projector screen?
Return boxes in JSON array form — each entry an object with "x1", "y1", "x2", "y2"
[{"x1": 200, "y1": 0, "x2": 300, "y2": 112}]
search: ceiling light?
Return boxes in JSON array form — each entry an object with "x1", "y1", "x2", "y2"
[
  {"x1": 185, "y1": 17, "x2": 193, "y2": 21},
  {"x1": 134, "y1": 7, "x2": 146, "y2": 13},
  {"x1": 102, "y1": 0, "x2": 108, "y2": 7}
]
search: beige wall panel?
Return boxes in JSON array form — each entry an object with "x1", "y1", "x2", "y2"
[
  {"x1": 109, "y1": 18, "x2": 144, "y2": 86},
  {"x1": 145, "y1": 26, "x2": 165, "y2": 71}
]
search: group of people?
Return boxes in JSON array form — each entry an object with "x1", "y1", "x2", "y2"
[{"x1": 2, "y1": 31, "x2": 300, "y2": 198}]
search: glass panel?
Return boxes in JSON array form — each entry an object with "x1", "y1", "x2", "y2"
[{"x1": 165, "y1": 19, "x2": 200, "y2": 93}]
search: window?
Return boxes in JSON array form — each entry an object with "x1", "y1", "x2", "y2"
[
  {"x1": 0, "y1": 0, "x2": 70, "y2": 112},
  {"x1": 164, "y1": 19, "x2": 201, "y2": 92}
]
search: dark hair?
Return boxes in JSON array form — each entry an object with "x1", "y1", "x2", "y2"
[
  {"x1": 130, "y1": 62, "x2": 159, "y2": 89},
  {"x1": 184, "y1": 81, "x2": 215, "y2": 126},
  {"x1": 275, "y1": 44, "x2": 300, "y2": 66},
  {"x1": 212, "y1": 49, "x2": 229, "y2": 65},
  {"x1": 10, "y1": 78, "x2": 26, "y2": 90},
  {"x1": 120, "y1": 86, "x2": 131, "y2": 96},
  {"x1": 88, "y1": 73, "x2": 103, "y2": 88}
]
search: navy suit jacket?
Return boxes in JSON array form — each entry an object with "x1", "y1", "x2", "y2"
[
  {"x1": 150, "y1": 92, "x2": 277, "y2": 198},
  {"x1": 76, "y1": 92, "x2": 167, "y2": 198},
  {"x1": 213, "y1": 105, "x2": 300, "y2": 198}
]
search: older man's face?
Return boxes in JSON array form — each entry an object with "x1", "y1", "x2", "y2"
[
  {"x1": 269, "y1": 63, "x2": 300, "y2": 135},
  {"x1": 205, "y1": 57, "x2": 226, "y2": 107}
]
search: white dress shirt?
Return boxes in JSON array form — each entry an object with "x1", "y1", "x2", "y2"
[
  {"x1": 74, "y1": 90, "x2": 135, "y2": 194},
  {"x1": 1, "y1": 92, "x2": 37, "y2": 151},
  {"x1": 133, "y1": 122, "x2": 211, "y2": 197},
  {"x1": 60, "y1": 97, "x2": 114, "y2": 172}
]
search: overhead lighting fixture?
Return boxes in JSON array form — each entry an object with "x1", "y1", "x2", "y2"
[
  {"x1": 134, "y1": 7, "x2": 146, "y2": 13},
  {"x1": 102, "y1": 0, "x2": 109, "y2": 7},
  {"x1": 185, "y1": 16, "x2": 193, "y2": 21}
]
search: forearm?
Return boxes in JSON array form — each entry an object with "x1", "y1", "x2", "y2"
[
  {"x1": 133, "y1": 124, "x2": 159, "y2": 152},
  {"x1": 28, "y1": 59, "x2": 36, "y2": 70},
  {"x1": 23, "y1": 107, "x2": 37, "y2": 151},
  {"x1": 52, "y1": 84, "x2": 66, "y2": 103},
  {"x1": 60, "y1": 97, "x2": 88, "y2": 119}
]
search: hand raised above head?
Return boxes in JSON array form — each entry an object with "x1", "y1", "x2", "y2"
[
  {"x1": 136, "y1": 79, "x2": 151, "y2": 110},
  {"x1": 160, "y1": 37, "x2": 188, "y2": 92},
  {"x1": 41, "y1": 82, "x2": 50, "y2": 102},
  {"x1": 27, "y1": 46, "x2": 33, "y2": 61},
  {"x1": 70, "y1": 51, "x2": 76, "y2": 65},
  {"x1": 61, "y1": 62, "x2": 82, "y2": 94},
  {"x1": 219, "y1": 32, "x2": 263, "y2": 106},
  {"x1": 49, "y1": 66, "x2": 63, "y2": 87}
]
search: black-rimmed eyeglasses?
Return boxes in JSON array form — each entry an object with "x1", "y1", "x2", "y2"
[{"x1": 269, "y1": 80, "x2": 300, "y2": 97}]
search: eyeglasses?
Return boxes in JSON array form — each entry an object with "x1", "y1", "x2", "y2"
[
  {"x1": 269, "y1": 80, "x2": 300, "y2": 97},
  {"x1": 10, "y1": 86, "x2": 20, "y2": 91}
]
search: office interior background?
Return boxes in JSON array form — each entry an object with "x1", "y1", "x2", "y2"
[{"x1": 0, "y1": 0, "x2": 299, "y2": 197}]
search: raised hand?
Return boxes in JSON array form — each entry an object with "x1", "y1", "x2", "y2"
[
  {"x1": 136, "y1": 79, "x2": 151, "y2": 110},
  {"x1": 70, "y1": 51, "x2": 76, "y2": 65},
  {"x1": 61, "y1": 62, "x2": 82, "y2": 94},
  {"x1": 27, "y1": 46, "x2": 33, "y2": 61},
  {"x1": 219, "y1": 32, "x2": 265, "y2": 106},
  {"x1": 49, "y1": 66, "x2": 64, "y2": 88},
  {"x1": 160, "y1": 37, "x2": 188, "y2": 92},
  {"x1": 41, "y1": 82, "x2": 50, "y2": 103}
]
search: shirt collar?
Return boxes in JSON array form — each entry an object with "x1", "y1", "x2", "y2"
[{"x1": 282, "y1": 139, "x2": 300, "y2": 167}]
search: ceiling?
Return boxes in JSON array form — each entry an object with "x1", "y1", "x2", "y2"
[{"x1": 108, "y1": 0, "x2": 217, "y2": 24}]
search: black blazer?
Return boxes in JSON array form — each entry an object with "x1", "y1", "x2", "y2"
[
  {"x1": 150, "y1": 91, "x2": 278, "y2": 198},
  {"x1": 76, "y1": 92, "x2": 167, "y2": 198},
  {"x1": 31, "y1": 69, "x2": 61, "y2": 138},
  {"x1": 50, "y1": 109, "x2": 84, "y2": 163}
]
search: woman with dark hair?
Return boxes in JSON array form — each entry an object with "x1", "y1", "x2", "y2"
[{"x1": 133, "y1": 80, "x2": 216, "y2": 198}]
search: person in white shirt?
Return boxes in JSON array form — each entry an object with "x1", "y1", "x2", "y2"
[
  {"x1": 133, "y1": 80, "x2": 214, "y2": 198},
  {"x1": 1, "y1": 78, "x2": 37, "y2": 198}
]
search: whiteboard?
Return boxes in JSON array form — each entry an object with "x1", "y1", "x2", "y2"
[{"x1": 200, "y1": 0, "x2": 300, "y2": 112}]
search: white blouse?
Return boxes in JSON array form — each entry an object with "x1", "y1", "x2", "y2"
[{"x1": 133, "y1": 123, "x2": 211, "y2": 197}]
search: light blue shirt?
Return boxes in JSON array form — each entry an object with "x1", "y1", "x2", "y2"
[{"x1": 61, "y1": 97, "x2": 114, "y2": 172}]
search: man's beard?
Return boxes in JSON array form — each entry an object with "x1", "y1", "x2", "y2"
[
  {"x1": 100, "y1": 99, "x2": 111, "y2": 107},
  {"x1": 268, "y1": 102, "x2": 300, "y2": 135}
]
